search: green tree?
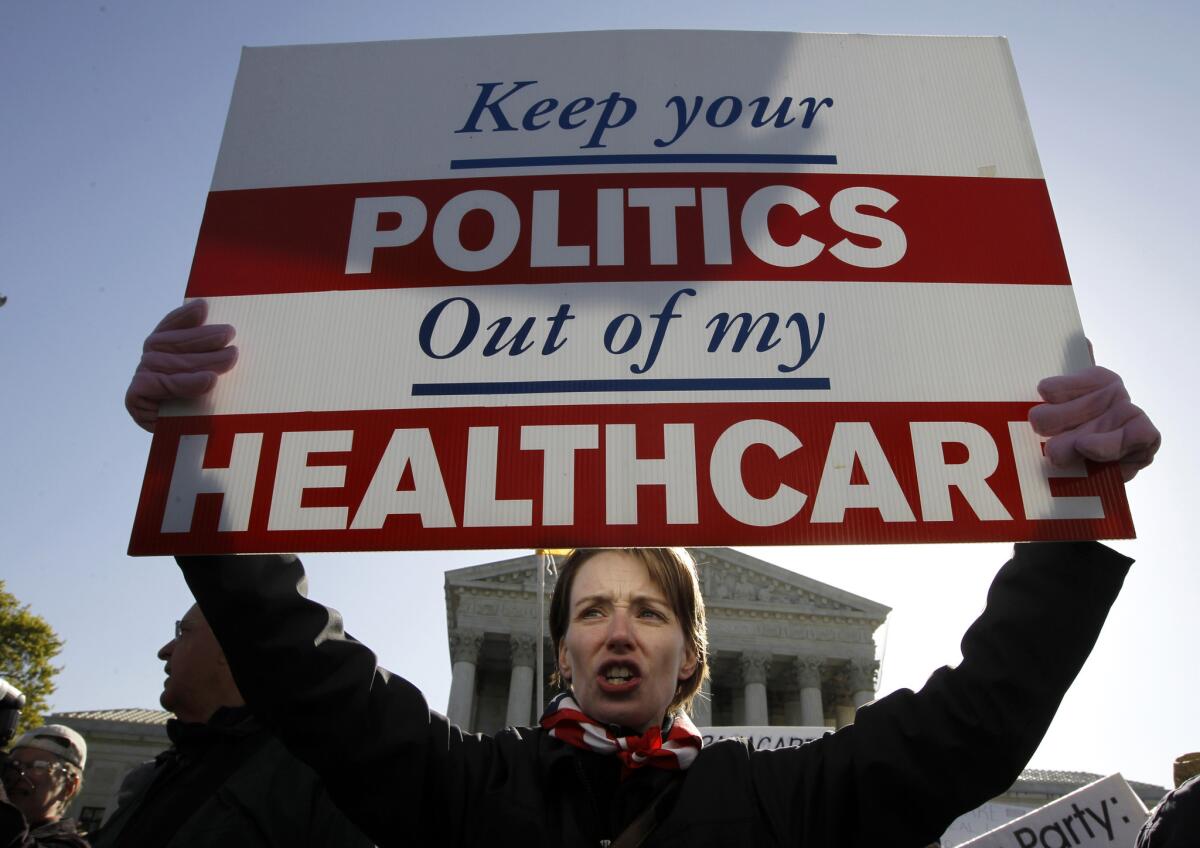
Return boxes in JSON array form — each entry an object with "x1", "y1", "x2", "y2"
[{"x1": 0, "y1": 579, "x2": 64, "y2": 738}]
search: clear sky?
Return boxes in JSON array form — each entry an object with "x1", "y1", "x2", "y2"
[{"x1": 1, "y1": 0, "x2": 1197, "y2": 792}]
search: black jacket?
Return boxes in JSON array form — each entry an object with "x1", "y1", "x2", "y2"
[
  {"x1": 0, "y1": 809, "x2": 88, "y2": 848},
  {"x1": 178, "y1": 542, "x2": 1130, "y2": 847},
  {"x1": 89, "y1": 708, "x2": 371, "y2": 848},
  {"x1": 1137, "y1": 775, "x2": 1200, "y2": 848}
]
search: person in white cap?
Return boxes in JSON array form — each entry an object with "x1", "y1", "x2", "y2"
[{"x1": 1, "y1": 723, "x2": 89, "y2": 847}]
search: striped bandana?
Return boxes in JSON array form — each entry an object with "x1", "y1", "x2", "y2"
[{"x1": 540, "y1": 692, "x2": 703, "y2": 775}]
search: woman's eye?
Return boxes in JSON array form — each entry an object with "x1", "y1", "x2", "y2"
[
  {"x1": 639, "y1": 608, "x2": 666, "y2": 620},
  {"x1": 580, "y1": 607, "x2": 603, "y2": 619}
]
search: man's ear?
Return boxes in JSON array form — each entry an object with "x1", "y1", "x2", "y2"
[{"x1": 56, "y1": 772, "x2": 81, "y2": 808}]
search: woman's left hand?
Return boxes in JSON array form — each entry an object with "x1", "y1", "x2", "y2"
[{"x1": 1028, "y1": 366, "x2": 1160, "y2": 482}]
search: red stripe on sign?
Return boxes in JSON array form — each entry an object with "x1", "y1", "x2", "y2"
[
  {"x1": 130, "y1": 402, "x2": 1130, "y2": 555},
  {"x1": 185, "y1": 173, "x2": 1070, "y2": 298}
]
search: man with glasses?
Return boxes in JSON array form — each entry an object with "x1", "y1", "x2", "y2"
[
  {"x1": 1, "y1": 724, "x2": 89, "y2": 847},
  {"x1": 89, "y1": 605, "x2": 371, "y2": 847}
]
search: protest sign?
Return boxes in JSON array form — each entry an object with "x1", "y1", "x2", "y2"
[
  {"x1": 129, "y1": 30, "x2": 1134, "y2": 554},
  {"x1": 955, "y1": 773, "x2": 1147, "y2": 848},
  {"x1": 699, "y1": 726, "x2": 829, "y2": 749},
  {"x1": 942, "y1": 801, "x2": 1046, "y2": 847}
]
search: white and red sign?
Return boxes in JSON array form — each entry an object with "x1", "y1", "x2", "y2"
[
  {"x1": 130, "y1": 31, "x2": 1133, "y2": 554},
  {"x1": 955, "y1": 773, "x2": 1148, "y2": 848}
]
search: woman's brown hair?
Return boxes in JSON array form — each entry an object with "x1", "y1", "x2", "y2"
[{"x1": 548, "y1": 548, "x2": 709, "y2": 719}]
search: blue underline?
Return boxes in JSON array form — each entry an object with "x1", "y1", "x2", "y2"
[
  {"x1": 449, "y1": 153, "x2": 838, "y2": 170},
  {"x1": 412, "y1": 377, "x2": 831, "y2": 396}
]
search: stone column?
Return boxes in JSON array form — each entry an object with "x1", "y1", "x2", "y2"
[
  {"x1": 794, "y1": 656, "x2": 825, "y2": 727},
  {"x1": 739, "y1": 651, "x2": 770, "y2": 726},
  {"x1": 689, "y1": 674, "x2": 713, "y2": 727},
  {"x1": 446, "y1": 629, "x2": 484, "y2": 728},
  {"x1": 783, "y1": 689, "x2": 804, "y2": 726},
  {"x1": 732, "y1": 688, "x2": 746, "y2": 725},
  {"x1": 505, "y1": 634, "x2": 537, "y2": 727},
  {"x1": 849, "y1": 660, "x2": 878, "y2": 709}
]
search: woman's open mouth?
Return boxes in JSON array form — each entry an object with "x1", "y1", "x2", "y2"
[{"x1": 596, "y1": 661, "x2": 642, "y2": 693}]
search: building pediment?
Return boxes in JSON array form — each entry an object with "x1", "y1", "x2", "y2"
[
  {"x1": 693, "y1": 549, "x2": 888, "y2": 618},
  {"x1": 445, "y1": 553, "x2": 545, "y2": 592},
  {"x1": 444, "y1": 548, "x2": 889, "y2": 622}
]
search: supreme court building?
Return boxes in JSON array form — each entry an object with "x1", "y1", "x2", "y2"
[{"x1": 442, "y1": 547, "x2": 891, "y2": 733}]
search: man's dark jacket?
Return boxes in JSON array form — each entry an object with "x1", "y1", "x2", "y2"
[
  {"x1": 89, "y1": 708, "x2": 372, "y2": 848},
  {"x1": 0, "y1": 804, "x2": 87, "y2": 848},
  {"x1": 1137, "y1": 775, "x2": 1200, "y2": 847},
  {"x1": 178, "y1": 542, "x2": 1131, "y2": 847}
]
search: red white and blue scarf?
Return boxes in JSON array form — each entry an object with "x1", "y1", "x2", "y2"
[{"x1": 540, "y1": 693, "x2": 702, "y2": 774}]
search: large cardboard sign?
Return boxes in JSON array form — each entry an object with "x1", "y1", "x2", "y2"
[
  {"x1": 130, "y1": 31, "x2": 1134, "y2": 554},
  {"x1": 955, "y1": 773, "x2": 1147, "y2": 848}
]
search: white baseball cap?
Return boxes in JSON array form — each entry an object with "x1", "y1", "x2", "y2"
[{"x1": 11, "y1": 724, "x2": 87, "y2": 770}]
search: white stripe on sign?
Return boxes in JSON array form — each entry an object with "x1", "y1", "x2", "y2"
[
  {"x1": 168, "y1": 281, "x2": 1088, "y2": 417},
  {"x1": 213, "y1": 32, "x2": 1040, "y2": 191}
]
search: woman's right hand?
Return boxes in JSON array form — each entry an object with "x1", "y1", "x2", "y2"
[{"x1": 125, "y1": 300, "x2": 238, "y2": 432}]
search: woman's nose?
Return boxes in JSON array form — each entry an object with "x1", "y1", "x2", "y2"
[{"x1": 605, "y1": 609, "x2": 634, "y2": 648}]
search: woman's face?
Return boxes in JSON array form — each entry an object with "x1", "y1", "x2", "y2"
[{"x1": 557, "y1": 551, "x2": 696, "y2": 732}]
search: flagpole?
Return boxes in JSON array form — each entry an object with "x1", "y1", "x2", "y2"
[
  {"x1": 537, "y1": 550, "x2": 546, "y2": 715},
  {"x1": 535, "y1": 549, "x2": 571, "y2": 719}
]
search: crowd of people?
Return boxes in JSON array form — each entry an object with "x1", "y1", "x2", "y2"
[{"x1": 1, "y1": 300, "x2": 1185, "y2": 847}]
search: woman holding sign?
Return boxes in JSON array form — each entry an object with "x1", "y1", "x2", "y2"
[{"x1": 126, "y1": 300, "x2": 1158, "y2": 847}]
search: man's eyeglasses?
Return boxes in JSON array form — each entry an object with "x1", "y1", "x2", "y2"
[
  {"x1": 174, "y1": 620, "x2": 184, "y2": 639},
  {"x1": 1, "y1": 756, "x2": 70, "y2": 789}
]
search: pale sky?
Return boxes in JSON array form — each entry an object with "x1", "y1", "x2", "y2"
[{"x1": 1, "y1": 0, "x2": 1197, "y2": 792}]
